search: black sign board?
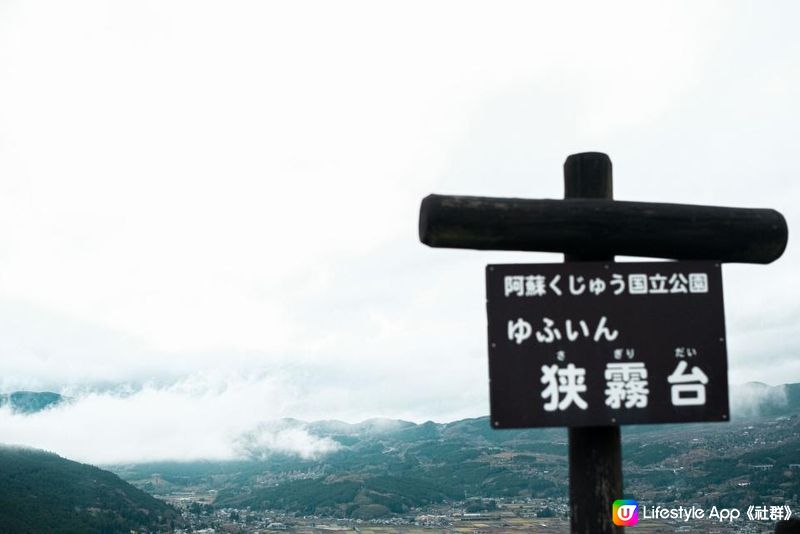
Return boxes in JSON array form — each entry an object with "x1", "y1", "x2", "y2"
[{"x1": 486, "y1": 261, "x2": 728, "y2": 428}]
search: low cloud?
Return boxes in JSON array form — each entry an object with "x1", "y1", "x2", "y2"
[
  {"x1": 234, "y1": 420, "x2": 341, "y2": 460},
  {"x1": 0, "y1": 372, "x2": 338, "y2": 465},
  {"x1": 730, "y1": 382, "x2": 788, "y2": 418}
]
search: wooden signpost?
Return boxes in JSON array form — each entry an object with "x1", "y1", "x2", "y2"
[{"x1": 418, "y1": 152, "x2": 787, "y2": 533}]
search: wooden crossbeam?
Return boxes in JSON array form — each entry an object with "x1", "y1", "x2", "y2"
[{"x1": 419, "y1": 195, "x2": 787, "y2": 264}]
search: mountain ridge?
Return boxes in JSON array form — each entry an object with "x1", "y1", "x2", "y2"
[
  {"x1": 110, "y1": 385, "x2": 799, "y2": 520},
  {"x1": 0, "y1": 391, "x2": 64, "y2": 413},
  {"x1": 0, "y1": 445, "x2": 182, "y2": 533},
  {"x1": 2, "y1": 381, "x2": 796, "y2": 422}
]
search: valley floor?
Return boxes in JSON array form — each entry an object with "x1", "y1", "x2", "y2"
[{"x1": 170, "y1": 498, "x2": 784, "y2": 534}]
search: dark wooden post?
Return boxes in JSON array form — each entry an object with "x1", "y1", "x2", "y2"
[{"x1": 564, "y1": 152, "x2": 623, "y2": 533}]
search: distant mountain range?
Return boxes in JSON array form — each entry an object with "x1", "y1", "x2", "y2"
[
  {"x1": 4, "y1": 381, "x2": 797, "y2": 417},
  {"x1": 110, "y1": 383, "x2": 800, "y2": 519},
  {"x1": 0, "y1": 391, "x2": 64, "y2": 413},
  {"x1": 3, "y1": 383, "x2": 798, "y2": 522},
  {"x1": 0, "y1": 446, "x2": 182, "y2": 533}
]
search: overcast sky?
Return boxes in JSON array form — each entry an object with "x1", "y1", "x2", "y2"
[{"x1": 0, "y1": 1, "x2": 798, "y2": 463}]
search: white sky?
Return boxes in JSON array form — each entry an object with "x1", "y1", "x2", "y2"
[{"x1": 0, "y1": 1, "x2": 798, "y2": 463}]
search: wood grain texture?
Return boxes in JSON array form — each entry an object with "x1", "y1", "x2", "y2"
[
  {"x1": 419, "y1": 194, "x2": 787, "y2": 264},
  {"x1": 563, "y1": 152, "x2": 622, "y2": 534}
]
